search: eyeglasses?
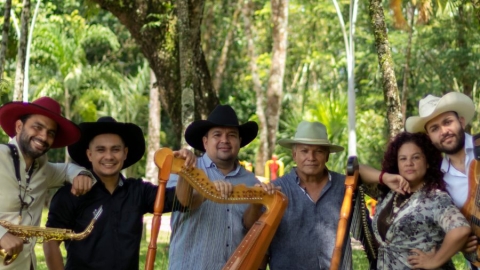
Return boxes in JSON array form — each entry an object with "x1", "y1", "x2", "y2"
[{"x1": 18, "y1": 184, "x2": 34, "y2": 224}]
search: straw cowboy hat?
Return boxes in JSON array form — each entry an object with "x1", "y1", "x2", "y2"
[
  {"x1": 68, "y1": 117, "x2": 145, "y2": 169},
  {"x1": 184, "y1": 105, "x2": 258, "y2": 152},
  {"x1": 277, "y1": 121, "x2": 344, "y2": 153},
  {"x1": 0, "y1": 97, "x2": 80, "y2": 148},
  {"x1": 405, "y1": 92, "x2": 475, "y2": 133}
]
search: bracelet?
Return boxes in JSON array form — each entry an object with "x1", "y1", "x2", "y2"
[{"x1": 379, "y1": 171, "x2": 385, "y2": 185}]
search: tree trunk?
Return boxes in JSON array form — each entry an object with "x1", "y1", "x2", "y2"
[
  {"x1": 177, "y1": 0, "x2": 196, "y2": 148},
  {"x1": 146, "y1": 69, "x2": 160, "y2": 184},
  {"x1": 400, "y1": 4, "x2": 415, "y2": 123},
  {"x1": 242, "y1": 0, "x2": 268, "y2": 177},
  {"x1": 0, "y1": 0, "x2": 12, "y2": 81},
  {"x1": 89, "y1": 0, "x2": 219, "y2": 147},
  {"x1": 265, "y1": 0, "x2": 288, "y2": 158},
  {"x1": 212, "y1": 0, "x2": 241, "y2": 93},
  {"x1": 13, "y1": 0, "x2": 30, "y2": 101},
  {"x1": 369, "y1": 0, "x2": 403, "y2": 139},
  {"x1": 64, "y1": 87, "x2": 71, "y2": 163},
  {"x1": 456, "y1": 0, "x2": 473, "y2": 133}
]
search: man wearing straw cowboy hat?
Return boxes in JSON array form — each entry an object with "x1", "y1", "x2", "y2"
[
  {"x1": 168, "y1": 104, "x2": 276, "y2": 270},
  {"x1": 43, "y1": 116, "x2": 195, "y2": 270},
  {"x1": 250, "y1": 120, "x2": 353, "y2": 270},
  {"x1": 360, "y1": 91, "x2": 479, "y2": 268},
  {"x1": 0, "y1": 97, "x2": 95, "y2": 270}
]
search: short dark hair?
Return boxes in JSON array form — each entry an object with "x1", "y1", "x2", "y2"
[
  {"x1": 19, "y1": 114, "x2": 32, "y2": 124},
  {"x1": 379, "y1": 132, "x2": 445, "y2": 197}
]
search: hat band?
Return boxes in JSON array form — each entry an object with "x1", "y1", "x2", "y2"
[{"x1": 290, "y1": 137, "x2": 330, "y2": 143}]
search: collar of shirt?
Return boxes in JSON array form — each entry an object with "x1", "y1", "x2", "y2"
[
  {"x1": 91, "y1": 171, "x2": 125, "y2": 189},
  {"x1": 294, "y1": 168, "x2": 332, "y2": 202},
  {"x1": 9, "y1": 137, "x2": 42, "y2": 170},
  {"x1": 200, "y1": 153, "x2": 242, "y2": 177},
  {"x1": 441, "y1": 133, "x2": 473, "y2": 175}
]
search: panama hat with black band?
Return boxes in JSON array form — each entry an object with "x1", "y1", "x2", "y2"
[{"x1": 277, "y1": 121, "x2": 344, "y2": 153}]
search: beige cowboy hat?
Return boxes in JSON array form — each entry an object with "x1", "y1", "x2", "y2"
[
  {"x1": 405, "y1": 92, "x2": 475, "y2": 133},
  {"x1": 277, "y1": 121, "x2": 344, "y2": 152}
]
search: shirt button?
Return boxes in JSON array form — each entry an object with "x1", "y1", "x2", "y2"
[
  {"x1": 226, "y1": 244, "x2": 229, "y2": 247},
  {"x1": 227, "y1": 209, "x2": 230, "y2": 212},
  {"x1": 228, "y1": 226, "x2": 230, "y2": 229}
]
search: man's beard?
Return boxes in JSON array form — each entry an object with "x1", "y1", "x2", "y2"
[
  {"x1": 18, "y1": 129, "x2": 50, "y2": 160},
  {"x1": 437, "y1": 129, "x2": 465, "y2": 155}
]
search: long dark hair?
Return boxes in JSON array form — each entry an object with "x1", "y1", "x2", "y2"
[{"x1": 379, "y1": 132, "x2": 445, "y2": 198}]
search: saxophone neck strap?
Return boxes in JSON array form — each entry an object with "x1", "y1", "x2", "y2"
[{"x1": 3, "y1": 144, "x2": 21, "y2": 183}]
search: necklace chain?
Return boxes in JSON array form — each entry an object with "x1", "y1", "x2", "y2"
[{"x1": 387, "y1": 183, "x2": 425, "y2": 224}]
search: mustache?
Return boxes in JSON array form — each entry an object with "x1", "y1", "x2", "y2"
[
  {"x1": 440, "y1": 133, "x2": 455, "y2": 143},
  {"x1": 32, "y1": 137, "x2": 49, "y2": 148}
]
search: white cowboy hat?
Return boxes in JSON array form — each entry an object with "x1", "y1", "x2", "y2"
[
  {"x1": 277, "y1": 121, "x2": 344, "y2": 152},
  {"x1": 405, "y1": 92, "x2": 475, "y2": 133}
]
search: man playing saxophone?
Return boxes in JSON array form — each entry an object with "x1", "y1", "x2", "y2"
[{"x1": 0, "y1": 97, "x2": 95, "y2": 270}]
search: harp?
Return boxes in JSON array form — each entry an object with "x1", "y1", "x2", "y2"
[
  {"x1": 330, "y1": 156, "x2": 377, "y2": 270},
  {"x1": 460, "y1": 133, "x2": 480, "y2": 266},
  {"x1": 149, "y1": 148, "x2": 288, "y2": 269}
]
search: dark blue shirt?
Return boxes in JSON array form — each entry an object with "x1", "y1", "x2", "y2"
[
  {"x1": 268, "y1": 168, "x2": 352, "y2": 270},
  {"x1": 46, "y1": 174, "x2": 177, "y2": 270}
]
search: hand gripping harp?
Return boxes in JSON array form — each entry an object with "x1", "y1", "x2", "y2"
[
  {"x1": 0, "y1": 206, "x2": 103, "y2": 266},
  {"x1": 145, "y1": 148, "x2": 288, "y2": 270}
]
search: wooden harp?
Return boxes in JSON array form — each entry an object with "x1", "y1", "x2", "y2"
[
  {"x1": 460, "y1": 133, "x2": 480, "y2": 267},
  {"x1": 154, "y1": 148, "x2": 288, "y2": 270},
  {"x1": 330, "y1": 156, "x2": 377, "y2": 270},
  {"x1": 145, "y1": 148, "x2": 173, "y2": 270}
]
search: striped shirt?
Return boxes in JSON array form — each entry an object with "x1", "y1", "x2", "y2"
[{"x1": 168, "y1": 154, "x2": 259, "y2": 270}]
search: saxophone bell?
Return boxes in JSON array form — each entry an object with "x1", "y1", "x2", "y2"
[
  {"x1": 0, "y1": 205, "x2": 103, "y2": 266},
  {"x1": 0, "y1": 249, "x2": 18, "y2": 266}
]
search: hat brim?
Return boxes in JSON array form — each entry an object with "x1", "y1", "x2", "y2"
[
  {"x1": 277, "y1": 138, "x2": 344, "y2": 153},
  {"x1": 405, "y1": 92, "x2": 475, "y2": 133},
  {"x1": 0, "y1": 102, "x2": 80, "y2": 148},
  {"x1": 68, "y1": 122, "x2": 145, "y2": 169},
  {"x1": 185, "y1": 120, "x2": 258, "y2": 152}
]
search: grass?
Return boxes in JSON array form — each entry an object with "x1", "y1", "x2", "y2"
[{"x1": 32, "y1": 209, "x2": 470, "y2": 270}]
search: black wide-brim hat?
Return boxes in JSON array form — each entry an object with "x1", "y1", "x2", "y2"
[
  {"x1": 185, "y1": 105, "x2": 258, "y2": 152},
  {"x1": 0, "y1": 97, "x2": 80, "y2": 148},
  {"x1": 68, "y1": 117, "x2": 145, "y2": 169}
]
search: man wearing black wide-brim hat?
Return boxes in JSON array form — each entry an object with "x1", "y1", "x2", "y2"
[
  {"x1": 168, "y1": 105, "x2": 268, "y2": 270},
  {"x1": 43, "y1": 117, "x2": 196, "y2": 270},
  {"x1": 0, "y1": 97, "x2": 95, "y2": 270}
]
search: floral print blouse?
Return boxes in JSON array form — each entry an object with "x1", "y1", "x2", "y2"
[{"x1": 373, "y1": 189, "x2": 470, "y2": 270}]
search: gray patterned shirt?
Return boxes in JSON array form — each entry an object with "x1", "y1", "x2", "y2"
[
  {"x1": 373, "y1": 189, "x2": 470, "y2": 270},
  {"x1": 168, "y1": 154, "x2": 259, "y2": 270}
]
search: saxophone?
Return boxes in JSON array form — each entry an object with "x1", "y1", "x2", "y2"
[{"x1": 0, "y1": 206, "x2": 103, "y2": 266}]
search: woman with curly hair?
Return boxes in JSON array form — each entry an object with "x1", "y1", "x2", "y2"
[{"x1": 373, "y1": 132, "x2": 470, "y2": 270}]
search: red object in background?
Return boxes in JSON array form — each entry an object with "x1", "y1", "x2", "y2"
[{"x1": 269, "y1": 155, "x2": 280, "y2": 181}]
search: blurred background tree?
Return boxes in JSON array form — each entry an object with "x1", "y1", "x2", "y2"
[{"x1": 0, "y1": 0, "x2": 478, "y2": 178}]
